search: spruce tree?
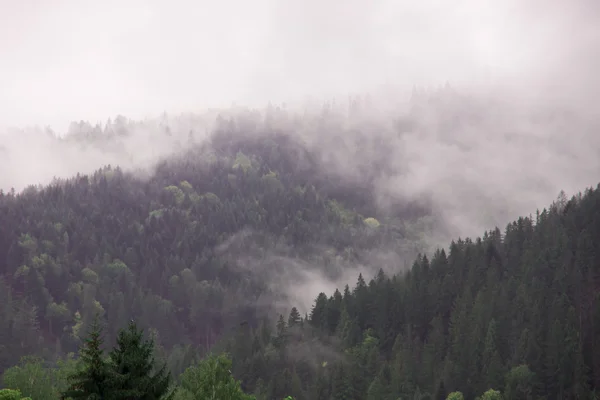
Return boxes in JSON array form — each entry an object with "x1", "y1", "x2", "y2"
[
  {"x1": 109, "y1": 321, "x2": 173, "y2": 400},
  {"x1": 287, "y1": 307, "x2": 301, "y2": 327},
  {"x1": 61, "y1": 317, "x2": 112, "y2": 400}
]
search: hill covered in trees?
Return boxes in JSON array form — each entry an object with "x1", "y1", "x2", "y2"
[
  {"x1": 2, "y1": 91, "x2": 600, "y2": 399},
  {"x1": 224, "y1": 186, "x2": 600, "y2": 399},
  {"x1": 0, "y1": 106, "x2": 436, "y2": 375}
]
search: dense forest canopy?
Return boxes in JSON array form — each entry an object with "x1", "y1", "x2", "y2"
[{"x1": 1, "y1": 88, "x2": 600, "y2": 399}]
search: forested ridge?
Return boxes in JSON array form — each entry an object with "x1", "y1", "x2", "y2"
[
  {"x1": 0, "y1": 125, "x2": 428, "y2": 366},
  {"x1": 2, "y1": 101, "x2": 600, "y2": 399}
]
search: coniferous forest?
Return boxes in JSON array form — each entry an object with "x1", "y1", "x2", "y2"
[{"x1": 1, "y1": 94, "x2": 600, "y2": 400}]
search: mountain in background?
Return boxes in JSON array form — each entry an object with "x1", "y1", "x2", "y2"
[
  {"x1": 1, "y1": 89, "x2": 600, "y2": 399},
  {"x1": 0, "y1": 107, "x2": 434, "y2": 373}
]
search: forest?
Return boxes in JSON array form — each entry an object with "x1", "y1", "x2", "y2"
[{"x1": 1, "y1": 94, "x2": 600, "y2": 399}]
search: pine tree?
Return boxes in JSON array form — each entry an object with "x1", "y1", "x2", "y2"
[
  {"x1": 479, "y1": 389, "x2": 502, "y2": 400},
  {"x1": 481, "y1": 319, "x2": 504, "y2": 391},
  {"x1": 309, "y1": 293, "x2": 328, "y2": 330},
  {"x1": 330, "y1": 362, "x2": 354, "y2": 400},
  {"x1": 61, "y1": 317, "x2": 112, "y2": 400},
  {"x1": 288, "y1": 307, "x2": 301, "y2": 327},
  {"x1": 109, "y1": 321, "x2": 174, "y2": 400},
  {"x1": 275, "y1": 314, "x2": 287, "y2": 348}
]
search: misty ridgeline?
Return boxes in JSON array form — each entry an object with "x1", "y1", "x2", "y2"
[
  {"x1": 1, "y1": 83, "x2": 600, "y2": 400},
  {"x1": 4, "y1": 0, "x2": 600, "y2": 397}
]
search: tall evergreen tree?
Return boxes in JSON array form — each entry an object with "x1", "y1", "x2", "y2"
[
  {"x1": 109, "y1": 321, "x2": 174, "y2": 400},
  {"x1": 61, "y1": 317, "x2": 112, "y2": 400},
  {"x1": 288, "y1": 307, "x2": 302, "y2": 328}
]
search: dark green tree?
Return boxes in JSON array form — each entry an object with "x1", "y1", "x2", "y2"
[
  {"x1": 109, "y1": 321, "x2": 174, "y2": 400},
  {"x1": 61, "y1": 317, "x2": 112, "y2": 400},
  {"x1": 288, "y1": 307, "x2": 302, "y2": 327}
]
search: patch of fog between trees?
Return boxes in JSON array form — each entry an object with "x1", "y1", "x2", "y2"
[
  {"x1": 216, "y1": 228, "x2": 432, "y2": 318},
  {"x1": 0, "y1": 110, "x2": 222, "y2": 192}
]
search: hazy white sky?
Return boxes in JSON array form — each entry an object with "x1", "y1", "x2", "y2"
[{"x1": 0, "y1": 0, "x2": 598, "y2": 132}]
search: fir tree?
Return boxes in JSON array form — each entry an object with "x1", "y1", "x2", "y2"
[
  {"x1": 109, "y1": 321, "x2": 174, "y2": 400},
  {"x1": 288, "y1": 307, "x2": 301, "y2": 327},
  {"x1": 61, "y1": 317, "x2": 112, "y2": 400}
]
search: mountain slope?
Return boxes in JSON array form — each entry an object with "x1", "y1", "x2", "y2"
[
  {"x1": 2, "y1": 95, "x2": 600, "y2": 399},
  {"x1": 227, "y1": 186, "x2": 600, "y2": 399},
  {"x1": 0, "y1": 127, "x2": 431, "y2": 374}
]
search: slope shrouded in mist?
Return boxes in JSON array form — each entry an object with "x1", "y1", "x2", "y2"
[
  {"x1": 2, "y1": 84, "x2": 600, "y2": 244},
  {"x1": 1, "y1": 1, "x2": 600, "y2": 398},
  {"x1": 0, "y1": 121, "x2": 435, "y2": 373},
  {"x1": 3, "y1": 123, "x2": 600, "y2": 399},
  {"x1": 2, "y1": 0, "x2": 600, "y2": 241}
]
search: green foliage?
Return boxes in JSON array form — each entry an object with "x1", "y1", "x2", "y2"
[
  {"x1": 54, "y1": 354, "x2": 81, "y2": 394},
  {"x1": 105, "y1": 259, "x2": 129, "y2": 273},
  {"x1": 179, "y1": 181, "x2": 194, "y2": 192},
  {"x1": 480, "y1": 389, "x2": 503, "y2": 400},
  {"x1": 61, "y1": 317, "x2": 112, "y2": 399},
  {"x1": 446, "y1": 391, "x2": 464, "y2": 400},
  {"x1": 108, "y1": 320, "x2": 174, "y2": 400},
  {"x1": 164, "y1": 185, "x2": 185, "y2": 205},
  {"x1": 148, "y1": 208, "x2": 166, "y2": 220},
  {"x1": 233, "y1": 151, "x2": 253, "y2": 172},
  {"x1": 0, "y1": 389, "x2": 30, "y2": 400},
  {"x1": 59, "y1": 319, "x2": 175, "y2": 399},
  {"x1": 504, "y1": 365, "x2": 535, "y2": 400},
  {"x1": 2, "y1": 356, "x2": 59, "y2": 399},
  {"x1": 178, "y1": 354, "x2": 255, "y2": 400},
  {"x1": 46, "y1": 302, "x2": 70, "y2": 320},
  {"x1": 262, "y1": 171, "x2": 284, "y2": 192},
  {"x1": 81, "y1": 267, "x2": 99, "y2": 284},
  {"x1": 363, "y1": 217, "x2": 380, "y2": 229},
  {"x1": 328, "y1": 199, "x2": 358, "y2": 225}
]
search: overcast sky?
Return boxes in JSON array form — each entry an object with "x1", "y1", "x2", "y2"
[{"x1": 0, "y1": 0, "x2": 598, "y2": 132}]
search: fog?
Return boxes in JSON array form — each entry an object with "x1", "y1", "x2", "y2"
[
  {"x1": 1, "y1": 0, "x2": 600, "y2": 244},
  {"x1": 2, "y1": 0, "x2": 597, "y2": 127}
]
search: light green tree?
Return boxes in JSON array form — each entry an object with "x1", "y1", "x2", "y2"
[
  {"x1": 447, "y1": 392, "x2": 464, "y2": 400},
  {"x1": 480, "y1": 389, "x2": 503, "y2": 400},
  {"x1": 0, "y1": 389, "x2": 32, "y2": 400},
  {"x1": 504, "y1": 365, "x2": 535, "y2": 400},
  {"x1": 176, "y1": 353, "x2": 255, "y2": 400},
  {"x1": 2, "y1": 356, "x2": 58, "y2": 400}
]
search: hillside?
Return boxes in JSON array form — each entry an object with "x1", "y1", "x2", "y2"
[
  {"x1": 1, "y1": 94, "x2": 600, "y2": 399},
  {"x1": 224, "y1": 186, "x2": 600, "y2": 399},
  {"x1": 4, "y1": 154, "x2": 600, "y2": 400},
  {"x1": 0, "y1": 122, "x2": 432, "y2": 375}
]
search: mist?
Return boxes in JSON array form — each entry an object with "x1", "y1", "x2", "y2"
[
  {"x1": 1, "y1": 0, "x2": 600, "y2": 308},
  {"x1": 2, "y1": 0, "x2": 598, "y2": 127}
]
